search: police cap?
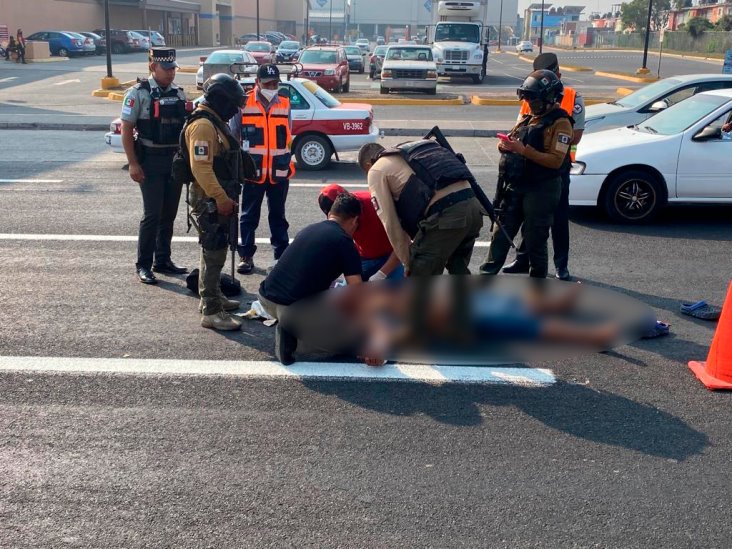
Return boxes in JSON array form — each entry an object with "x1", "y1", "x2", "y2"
[{"x1": 150, "y1": 47, "x2": 178, "y2": 69}]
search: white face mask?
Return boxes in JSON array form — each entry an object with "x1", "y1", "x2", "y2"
[{"x1": 259, "y1": 87, "x2": 278, "y2": 101}]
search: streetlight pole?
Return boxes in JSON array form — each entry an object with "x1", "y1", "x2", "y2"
[
  {"x1": 305, "y1": 0, "x2": 309, "y2": 44},
  {"x1": 497, "y1": 0, "x2": 504, "y2": 52},
  {"x1": 329, "y1": 0, "x2": 334, "y2": 42},
  {"x1": 256, "y1": 0, "x2": 260, "y2": 38},
  {"x1": 100, "y1": 0, "x2": 119, "y2": 89},
  {"x1": 639, "y1": 0, "x2": 653, "y2": 74},
  {"x1": 539, "y1": 0, "x2": 545, "y2": 53}
]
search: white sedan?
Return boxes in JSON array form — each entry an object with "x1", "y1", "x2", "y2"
[
  {"x1": 105, "y1": 76, "x2": 380, "y2": 171},
  {"x1": 585, "y1": 73, "x2": 732, "y2": 133},
  {"x1": 570, "y1": 89, "x2": 732, "y2": 223}
]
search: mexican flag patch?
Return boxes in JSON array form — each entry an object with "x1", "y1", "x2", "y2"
[
  {"x1": 123, "y1": 96, "x2": 135, "y2": 108},
  {"x1": 193, "y1": 141, "x2": 210, "y2": 160}
]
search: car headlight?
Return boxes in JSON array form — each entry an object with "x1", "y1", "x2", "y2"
[
  {"x1": 427, "y1": 70, "x2": 437, "y2": 79},
  {"x1": 570, "y1": 161, "x2": 586, "y2": 175},
  {"x1": 473, "y1": 52, "x2": 483, "y2": 60},
  {"x1": 436, "y1": 57, "x2": 444, "y2": 63},
  {"x1": 324, "y1": 69, "x2": 335, "y2": 75},
  {"x1": 382, "y1": 69, "x2": 392, "y2": 78}
]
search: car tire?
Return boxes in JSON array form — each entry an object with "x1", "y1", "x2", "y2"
[
  {"x1": 602, "y1": 169, "x2": 663, "y2": 223},
  {"x1": 359, "y1": 66, "x2": 364, "y2": 74},
  {"x1": 380, "y1": 86, "x2": 389, "y2": 95},
  {"x1": 112, "y1": 43, "x2": 124, "y2": 54},
  {"x1": 58, "y1": 47, "x2": 69, "y2": 57},
  {"x1": 426, "y1": 87, "x2": 437, "y2": 95},
  {"x1": 294, "y1": 134, "x2": 333, "y2": 171},
  {"x1": 472, "y1": 67, "x2": 485, "y2": 84},
  {"x1": 335, "y1": 79, "x2": 343, "y2": 93},
  {"x1": 343, "y1": 78, "x2": 350, "y2": 93}
]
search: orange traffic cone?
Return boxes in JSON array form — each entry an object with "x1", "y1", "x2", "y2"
[{"x1": 688, "y1": 281, "x2": 732, "y2": 390}]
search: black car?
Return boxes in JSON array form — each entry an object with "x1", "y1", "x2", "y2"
[
  {"x1": 80, "y1": 31, "x2": 105, "y2": 55},
  {"x1": 276, "y1": 40, "x2": 301, "y2": 62},
  {"x1": 238, "y1": 33, "x2": 265, "y2": 45},
  {"x1": 94, "y1": 29, "x2": 138, "y2": 54},
  {"x1": 343, "y1": 46, "x2": 364, "y2": 74}
]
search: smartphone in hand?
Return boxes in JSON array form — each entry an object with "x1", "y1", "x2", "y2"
[{"x1": 496, "y1": 133, "x2": 511, "y2": 141}]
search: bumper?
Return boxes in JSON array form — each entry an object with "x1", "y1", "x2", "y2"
[
  {"x1": 381, "y1": 78, "x2": 437, "y2": 91},
  {"x1": 105, "y1": 132, "x2": 124, "y2": 153},
  {"x1": 437, "y1": 63, "x2": 482, "y2": 76},
  {"x1": 311, "y1": 75, "x2": 340, "y2": 91},
  {"x1": 330, "y1": 122, "x2": 380, "y2": 153},
  {"x1": 348, "y1": 61, "x2": 364, "y2": 71},
  {"x1": 569, "y1": 173, "x2": 606, "y2": 206}
]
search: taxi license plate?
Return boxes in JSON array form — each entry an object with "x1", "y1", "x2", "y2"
[{"x1": 404, "y1": 81, "x2": 416, "y2": 87}]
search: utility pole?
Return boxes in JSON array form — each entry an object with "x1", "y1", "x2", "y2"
[
  {"x1": 256, "y1": 0, "x2": 260, "y2": 38},
  {"x1": 329, "y1": 0, "x2": 334, "y2": 42},
  {"x1": 638, "y1": 0, "x2": 653, "y2": 74},
  {"x1": 305, "y1": 0, "x2": 309, "y2": 44},
  {"x1": 100, "y1": 0, "x2": 119, "y2": 89},
  {"x1": 497, "y1": 0, "x2": 504, "y2": 52},
  {"x1": 539, "y1": 0, "x2": 545, "y2": 53}
]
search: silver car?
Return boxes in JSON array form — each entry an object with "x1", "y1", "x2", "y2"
[
  {"x1": 133, "y1": 30, "x2": 166, "y2": 47},
  {"x1": 197, "y1": 49, "x2": 258, "y2": 89},
  {"x1": 380, "y1": 45, "x2": 438, "y2": 95}
]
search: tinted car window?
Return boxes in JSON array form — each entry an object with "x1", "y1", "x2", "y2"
[{"x1": 300, "y1": 50, "x2": 337, "y2": 64}]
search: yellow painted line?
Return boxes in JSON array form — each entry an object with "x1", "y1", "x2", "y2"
[
  {"x1": 107, "y1": 92, "x2": 126, "y2": 102},
  {"x1": 471, "y1": 96, "x2": 612, "y2": 106},
  {"x1": 91, "y1": 89, "x2": 112, "y2": 98},
  {"x1": 352, "y1": 96, "x2": 464, "y2": 106},
  {"x1": 595, "y1": 71, "x2": 658, "y2": 83},
  {"x1": 616, "y1": 87, "x2": 634, "y2": 97},
  {"x1": 178, "y1": 66, "x2": 199, "y2": 73}
]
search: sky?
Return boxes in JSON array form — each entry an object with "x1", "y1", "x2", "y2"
[{"x1": 517, "y1": 0, "x2": 627, "y2": 17}]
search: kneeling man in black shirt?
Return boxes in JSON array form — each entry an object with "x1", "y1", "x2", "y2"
[{"x1": 259, "y1": 192, "x2": 363, "y2": 364}]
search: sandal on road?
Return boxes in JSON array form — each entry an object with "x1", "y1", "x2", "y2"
[{"x1": 680, "y1": 300, "x2": 722, "y2": 321}]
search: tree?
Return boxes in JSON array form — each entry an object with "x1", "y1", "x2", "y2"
[
  {"x1": 716, "y1": 14, "x2": 732, "y2": 31},
  {"x1": 686, "y1": 16, "x2": 714, "y2": 37},
  {"x1": 620, "y1": 0, "x2": 671, "y2": 31}
]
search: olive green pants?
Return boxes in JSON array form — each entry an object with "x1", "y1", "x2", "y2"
[
  {"x1": 409, "y1": 197, "x2": 484, "y2": 276},
  {"x1": 479, "y1": 178, "x2": 561, "y2": 278}
]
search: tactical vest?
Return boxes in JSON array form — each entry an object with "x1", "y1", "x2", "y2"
[
  {"x1": 507, "y1": 107, "x2": 571, "y2": 188},
  {"x1": 240, "y1": 89, "x2": 295, "y2": 184},
  {"x1": 376, "y1": 140, "x2": 473, "y2": 237},
  {"x1": 135, "y1": 79, "x2": 187, "y2": 146},
  {"x1": 520, "y1": 86, "x2": 578, "y2": 162}
]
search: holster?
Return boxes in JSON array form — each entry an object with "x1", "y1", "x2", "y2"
[{"x1": 193, "y1": 198, "x2": 230, "y2": 251}]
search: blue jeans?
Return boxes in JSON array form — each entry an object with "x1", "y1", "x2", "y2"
[
  {"x1": 238, "y1": 180, "x2": 290, "y2": 260},
  {"x1": 360, "y1": 254, "x2": 405, "y2": 281}
]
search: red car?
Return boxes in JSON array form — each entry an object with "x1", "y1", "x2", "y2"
[
  {"x1": 244, "y1": 41, "x2": 276, "y2": 65},
  {"x1": 297, "y1": 46, "x2": 350, "y2": 93}
]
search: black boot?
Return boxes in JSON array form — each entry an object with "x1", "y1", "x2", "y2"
[
  {"x1": 275, "y1": 324, "x2": 297, "y2": 365},
  {"x1": 502, "y1": 259, "x2": 530, "y2": 274}
]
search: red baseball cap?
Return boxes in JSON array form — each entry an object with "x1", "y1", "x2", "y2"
[{"x1": 319, "y1": 184, "x2": 347, "y2": 201}]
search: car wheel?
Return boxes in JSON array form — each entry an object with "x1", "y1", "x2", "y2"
[
  {"x1": 602, "y1": 169, "x2": 663, "y2": 223},
  {"x1": 112, "y1": 43, "x2": 124, "y2": 54},
  {"x1": 343, "y1": 78, "x2": 350, "y2": 93},
  {"x1": 359, "y1": 66, "x2": 364, "y2": 74},
  {"x1": 472, "y1": 67, "x2": 485, "y2": 84},
  {"x1": 294, "y1": 134, "x2": 333, "y2": 171},
  {"x1": 335, "y1": 79, "x2": 343, "y2": 93},
  {"x1": 58, "y1": 47, "x2": 69, "y2": 57},
  {"x1": 426, "y1": 87, "x2": 437, "y2": 95},
  {"x1": 380, "y1": 86, "x2": 389, "y2": 95}
]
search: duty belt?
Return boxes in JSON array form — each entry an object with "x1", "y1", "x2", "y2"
[{"x1": 426, "y1": 188, "x2": 475, "y2": 218}]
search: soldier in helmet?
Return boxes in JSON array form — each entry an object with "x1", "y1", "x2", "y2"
[
  {"x1": 184, "y1": 74, "x2": 247, "y2": 331},
  {"x1": 121, "y1": 47, "x2": 189, "y2": 285},
  {"x1": 479, "y1": 69, "x2": 574, "y2": 279}
]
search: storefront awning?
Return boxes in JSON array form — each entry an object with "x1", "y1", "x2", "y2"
[{"x1": 145, "y1": 0, "x2": 201, "y2": 13}]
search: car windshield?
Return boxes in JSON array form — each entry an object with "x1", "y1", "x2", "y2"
[
  {"x1": 386, "y1": 47, "x2": 433, "y2": 61},
  {"x1": 637, "y1": 93, "x2": 730, "y2": 135},
  {"x1": 301, "y1": 79, "x2": 340, "y2": 108},
  {"x1": 373, "y1": 46, "x2": 388, "y2": 56},
  {"x1": 344, "y1": 47, "x2": 361, "y2": 56},
  {"x1": 300, "y1": 50, "x2": 337, "y2": 64},
  {"x1": 434, "y1": 23, "x2": 480, "y2": 43},
  {"x1": 207, "y1": 51, "x2": 245, "y2": 64},
  {"x1": 280, "y1": 41, "x2": 299, "y2": 49},
  {"x1": 615, "y1": 78, "x2": 684, "y2": 108},
  {"x1": 246, "y1": 42, "x2": 271, "y2": 52},
  {"x1": 357, "y1": 40, "x2": 369, "y2": 45}
]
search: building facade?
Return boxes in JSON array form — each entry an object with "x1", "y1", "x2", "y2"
[
  {"x1": 668, "y1": 3, "x2": 732, "y2": 31},
  {"x1": 522, "y1": 4, "x2": 584, "y2": 42}
]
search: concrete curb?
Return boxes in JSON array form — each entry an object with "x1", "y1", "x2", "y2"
[
  {"x1": 178, "y1": 66, "x2": 199, "y2": 73},
  {"x1": 91, "y1": 80, "x2": 138, "y2": 99},
  {"x1": 0, "y1": 121, "x2": 502, "y2": 137},
  {"x1": 616, "y1": 87, "x2": 634, "y2": 97},
  {"x1": 27, "y1": 57, "x2": 69, "y2": 63},
  {"x1": 470, "y1": 95, "x2": 613, "y2": 106},
  {"x1": 595, "y1": 71, "x2": 659, "y2": 83}
]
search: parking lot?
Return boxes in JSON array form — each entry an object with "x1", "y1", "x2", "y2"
[{"x1": 1, "y1": 46, "x2": 731, "y2": 548}]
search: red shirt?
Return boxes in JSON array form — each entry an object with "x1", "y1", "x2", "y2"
[{"x1": 352, "y1": 190, "x2": 393, "y2": 259}]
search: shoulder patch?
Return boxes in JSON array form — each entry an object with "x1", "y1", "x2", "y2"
[
  {"x1": 123, "y1": 96, "x2": 135, "y2": 108},
  {"x1": 558, "y1": 133, "x2": 571, "y2": 145},
  {"x1": 371, "y1": 195, "x2": 380, "y2": 213},
  {"x1": 573, "y1": 102, "x2": 583, "y2": 114},
  {"x1": 193, "y1": 140, "x2": 210, "y2": 161}
]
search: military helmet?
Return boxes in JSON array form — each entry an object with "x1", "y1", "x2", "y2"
[
  {"x1": 203, "y1": 73, "x2": 246, "y2": 107},
  {"x1": 517, "y1": 69, "x2": 564, "y2": 105}
]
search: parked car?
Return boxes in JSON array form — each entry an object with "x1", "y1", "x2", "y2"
[
  {"x1": 380, "y1": 45, "x2": 437, "y2": 95},
  {"x1": 355, "y1": 38, "x2": 370, "y2": 53},
  {"x1": 343, "y1": 45, "x2": 364, "y2": 74},
  {"x1": 244, "y1": 41, "x2": 276, "y2": 64},
  {"x1": 263, "y1": 31, "x2": 285, "y2": 46},
  {"x1": 68, "y1": 32, "x2": 97, "y2": 56},
  {"x1": 276, "y1": 40, "x2": 301, "y2": 63},
  {"x1": 128, "y1": 31, "x2": 150, "y2": 52},
  {"x1": 94, "y1": 29, "x2": 139, "y2": 54},
  {"x1": 297, "y1": 46, "x2": 350, "y2": 93},
  {"x1": 132, "y1": 30, "x2": 166, "y2": 46},
  {"x1": 369, "y1": 45, "x2": 388, "y2": 79},
  {"x1": 196, "y1": 49, "x2": 258, "y2": 89},
  {"x1": 570, "y1": 89, "x2": 732, "y2": 223},
  {"x1": 516, "y1": 40, "x2": 533, "y2": 53},
  {"x1": 80, "y1": 31, "x2": 105, "y2": 54},
  {"x1": 584, "y1": 74, "x2": 732, "y2": 133},
  {"x1": 239, "y1": 33, "x2": 265, "y2": 45},
  {"x1": 376, "y1": 36, "x2": 385, "y2": 46},
  {"x1": 25, "y1": 31, "x2": 86, "y2": 57},
  {"x1": 107, "y1": 75, "x2": 380, "y2": 171}
]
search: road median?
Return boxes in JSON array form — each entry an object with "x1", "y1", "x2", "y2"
[{"x1": 471, "y1": 95, "x2": 613, "y2": 106}]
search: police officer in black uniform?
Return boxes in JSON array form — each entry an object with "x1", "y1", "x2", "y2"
[{"x1": 121, "y1": 47, "x2": 189, "y2": 284}]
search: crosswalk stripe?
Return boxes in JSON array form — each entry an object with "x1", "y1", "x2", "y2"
[{"x1": 0, "y1": 356, "x2": 556, "y2": 386}]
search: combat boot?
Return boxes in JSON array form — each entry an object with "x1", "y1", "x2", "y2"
[
  {"x1": 201, "y1": 311, "x2": 242, "y2": 331},
  {"x1": 237, "y1": 256, "x2": 254, "y2": 274},
  {"x1": 199, "y1": 298, "x2": 240, "y2": 313}
]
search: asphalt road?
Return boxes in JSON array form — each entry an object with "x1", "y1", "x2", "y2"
[{"x1": 1, "y1": 129, "x2": 732, "y2": 547}]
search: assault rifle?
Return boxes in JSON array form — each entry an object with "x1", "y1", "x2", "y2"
[{"x1": 422, "y1": 126, "x2": 515, "y2": 249}]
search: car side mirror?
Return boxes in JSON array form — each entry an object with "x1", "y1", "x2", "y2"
[
  {"x1": 648, "y1": 100, "x2": 669, "y2": 113},
  {"x1": 693, "y1": 125, "x2": 722, "y2": 141}
]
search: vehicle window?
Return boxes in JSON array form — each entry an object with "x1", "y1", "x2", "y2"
[
  {"x1": 434, "y1": 23, "x2": 480, "y2": 43},
  {"x1": 660, "y1": 85, "x2": 696, "y2": 108},
  {"x1": 638, "y1": 93, "x2": 731, "y2": 135},
  {"x1": 284, "y1": 85, "x2": 310, "y2": 110},
  {"x1": 299, "y1": 50, "x2": 337, "y2": 64},
  {"x1": 280, "y1": 41, "x2": 299, "y2": 49},
  {"x1": 246, "y1": 43, "x2": 271, "y2": 52},
  {"x1": 374, "y1": 46, "x2": 388, "y2": 56},
  {"x1": 301, "y1": 80, "x2": 341, "y2": 108},
  {"x1": 207, "y1": 51, "x2": 245, "y2": 64},
  {"x1": 615, "y1": 78, "x2": 682, "y2": 108},
  {"x1": 386, "y1": 48, "x2": 433, "y2": 61},
  {"x1": 344, "y1": 47, "x2": 361, "y2": 56}
]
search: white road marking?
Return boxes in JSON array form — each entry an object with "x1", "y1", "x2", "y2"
[
  {"x1": 0, "y1": 179, "x2": 64, "y2": 183},
  {"x1": 53, "y1": 79, "x2": 81, "y2": 86},
  {"x1": 0, "y1": 233, "x2": 493, "y2": 247},
  {"x1": 0, "y1": 356, "x2": 556, "y2": 386},
  {"x1": 0, "y1": 77, "x2": 18, "y2": 83}
]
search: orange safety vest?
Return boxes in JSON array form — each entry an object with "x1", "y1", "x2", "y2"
[
  {"x1": 519, "y1": 86, "x2": 578, "y2": 161},
  {"x1": 240, "y1": 89, "x2": 295, "y2": 184}
]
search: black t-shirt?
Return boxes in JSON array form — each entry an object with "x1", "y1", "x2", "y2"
[{"x1": 259, "y1": 220, "x2": 362, "y2": 305}]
